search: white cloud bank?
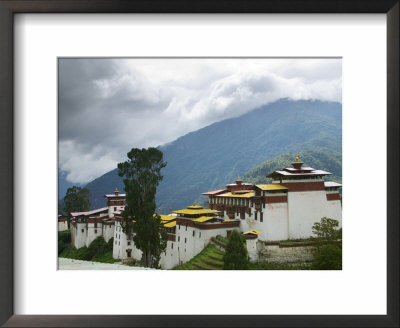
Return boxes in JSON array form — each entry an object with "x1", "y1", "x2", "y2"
[{"x1": 59, "y1": 58, "x2": 342, "y2": 184}]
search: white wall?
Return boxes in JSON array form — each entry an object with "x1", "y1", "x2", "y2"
[
  {"x1": 246, "y1": 237, "x2": 258, "y2": 262},
  {"x1": 103, "y1": 224, "x2": 115, "y2": 242},
  {"x1": 108, "y1": 205, "x2": 125, "y2": 218},
  {"x1": 174, "y1": 223, "x2": 239, "y2": 268},
  {"x1": 86, "y1": 223, "x2": 102, "y2": 247},
  {"x1": 263, "y1": 203, "x2": 289, "y2": 241},
  {"x1": 73, "y1": 222, "x2": 87, "y2": 249},
  {"x1": 288, "y1": 190, "x2": 330, "y2": 239},
  {"x1": 325, "y1": 199, "x2": 342, "y2": 228},
  {"x1": 112, "y1": 222, "x2": 125, "y2": 259},
  {"x1": 159, "y1": 239, "x2": 180, "y2": 269},
  {"x1": 58, "y1": 220, "x2": 68, "y2": 232}
]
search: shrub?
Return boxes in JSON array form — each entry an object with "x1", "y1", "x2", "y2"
[
  {"x1": 107, "y1": 237, "x2": 114, "y2": 251},
  {"x1": 312, "y1": 243, "x2": 342, "y2": 270},
  {"x1": 58, "y1": 231, "x2": 71, "y2": 243},
  {"x1": 58, "y1": 231, "x2": 72, "y2": 255},
  {"x1": 87, "y1": 237, "x2": 108, "y2": 259}
]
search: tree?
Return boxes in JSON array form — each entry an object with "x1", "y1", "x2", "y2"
[
  {"x1": 63, "y1": 185, "x2": 91, "y2": 226},
  {"x1": 311, "y1": 217, "x2": 342, "y2": 270},
  {"x1": 223, "y1": 230, "x2": 249, "y2": 270},
  {"x1": 312, "y1": 217, "x2": 341, "y2": 241},
  {"x1": 118, "y1": 147, "x2": 167, "y2": 268}
]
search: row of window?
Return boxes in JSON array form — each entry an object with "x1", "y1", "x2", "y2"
[
  {"x1": 79, "y1": 228, "x2": 101, "y2": 233},
  {"x1": 210, "y1": 197, "x2": 250, "y2": 206}
]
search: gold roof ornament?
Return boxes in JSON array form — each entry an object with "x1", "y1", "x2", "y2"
[
  {"x1": 291, "y1": 156, "x2": 304, "y2": 168},
  {"x1": 243, "y1": 230, "x2": 261, "y2": 235},
  {"x1": 235, "y1": 176, "x2": 243, "y2": 185}
]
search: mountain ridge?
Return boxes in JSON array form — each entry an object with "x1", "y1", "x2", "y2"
[{"x1": 59, "y1": 98, "x2": 342, "y2": 212}]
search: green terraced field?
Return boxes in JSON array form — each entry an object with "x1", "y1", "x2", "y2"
[{"x1": 173, "y1": 244, "x2": 224, "y2": 270}]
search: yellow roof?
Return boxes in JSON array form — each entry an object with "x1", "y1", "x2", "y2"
[
  {"x1": 163, "y1": 221, "x2": 176, "y2": 228},
  {"x1": 223, "y1": 219, "x2": 234, "y2": 222},
  {"x1": 243, "y1": 230, "x2": 261, "y2": 235},
  {"x1": 158, "y1": 214, "x2": 175, "y2": 222},
  {"x1": 218, "y1": 192, "x2": 254, "y2": 198},
  {"x1": 172, "y1": 207, "x2": 220, "y2": 215},
  {"x1": 186, "y1": 200, "x2": 203, "y2": 209},
  {"x1": 255, "y1": 184, "x2": 288, "y2": 191},
  {"x1": 172, "y1": 201, "x2": 220, "y2": 215},
  {"x1": 192, "y1": 216, "x2": 215, "y2": 223}
]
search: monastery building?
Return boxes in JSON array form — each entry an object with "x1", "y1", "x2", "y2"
[
  {"x1": 203, "y1": 157, "x2": 342, "y2": 241},
  {"x1": 66, "y1": 157, "x2": 341, "y2": 269}
]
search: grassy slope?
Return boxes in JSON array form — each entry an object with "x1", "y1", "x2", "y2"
[{"x1": 173, "y1": 244, "x2": 224, "y2": 270}]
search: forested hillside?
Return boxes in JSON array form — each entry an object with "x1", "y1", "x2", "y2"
[
  {"x1": 60, "y1": 99, "x2": 342, "y2": 212},
  {"x1": 243, "y1": 150, "x2": 342, "y2": 184}
]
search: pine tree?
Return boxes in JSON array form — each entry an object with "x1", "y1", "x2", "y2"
[
  {"x1": 118, "y1": 148, "x2": 167, "y2": 268},
  {"x1": 223, "y1": 230, "x2": 249, "y2": 270}
]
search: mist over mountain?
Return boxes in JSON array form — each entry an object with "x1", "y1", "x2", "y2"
[
  {"x1": 59, "y1": 99, "x2": 342, "y2": 212},
  {"x1": 58, "y1": 169, "x2": 82, "y2": 199}
]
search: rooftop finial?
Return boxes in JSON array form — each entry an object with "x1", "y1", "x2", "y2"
[
  {"x1": 193, "y1": 200, "x2": 197, "y2": 206},
  {"x1": 291, "y1": 156, "x2": 304, "y2": 169},
  {"x1": 115, "y1": 188, "x2": 119, "y2": 195},
  {"x1": 235, "y1": 176, "x2": 243, "y2": 185}
]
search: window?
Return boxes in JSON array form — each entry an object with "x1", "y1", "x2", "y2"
[
  {"x1": 115, "y1": 240, "x2": 117, "y2": 245},
  {"x1": 128, "y1": 242, "x2": 131, "y2": 246},
  {"x1": 171, "y1": 243, "x2": 174, "y2": 249},
  {"x1": 199, "y1": 232, "x2": 201, "y2": 238},
  {"x1": 185, "y1": 224, "x2": 187, "y2": 231},
  {"x1": 255, "y1": 212, "x2": 258, "y2": 221},
  {"x1": 184, "y1": 238, "x2": 187, "y2": 243},
  {"x1": 81, "y1": 229, "x2": 84, "y2": 233},
  {"x1": 94, "y1": 229, "x2": 97, "y2": 234},
  {"x1": 192, "y1": 230, "x2": 195, "y2": 237},
  {"x1": 94, "y1": 222, "x2": 97, "y2": 228},
  {"x1": 260, "y1": 212, "x2": 263, "y2": 222},
  {"x1": 119, "y1": 241, "x2": 120, "y2": 246},
  {"x1": 178, "y1": 236, "x2": 180, "y2": 242},
  {"x1": 178, "y1": 224, "x2": 181, "y2": 230},
  {"x1": 114, "y1": 207, "x2": 117, "y2": 211}
]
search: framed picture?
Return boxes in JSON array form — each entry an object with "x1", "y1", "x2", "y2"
[{"x1": 0, "y1": 1, "x2": 398, "y2": 327}]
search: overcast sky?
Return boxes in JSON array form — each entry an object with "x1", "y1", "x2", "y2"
[{"x1": 59, "y1": 58, "x2": 342, "y2": 184}]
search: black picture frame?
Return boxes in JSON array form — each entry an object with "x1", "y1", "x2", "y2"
[{"x1": 0, "y1": 1, "x2": 398, "y2": 327}]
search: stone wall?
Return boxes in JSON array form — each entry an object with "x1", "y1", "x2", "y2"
[{"x1": 258, "y1": 241, "x2": 315, "y2": 263}]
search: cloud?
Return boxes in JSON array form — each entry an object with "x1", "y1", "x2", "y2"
[{"x1": 59, "y1": 58, "x2": 342, "y2": 184}]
